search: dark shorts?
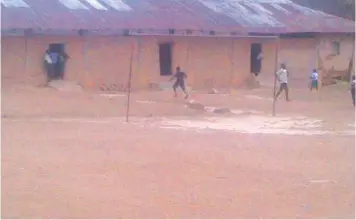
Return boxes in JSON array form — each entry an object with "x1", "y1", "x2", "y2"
[
  {"x1": 279, "y1": 82, "x2": 288, "y2": 90},
  {"x1": 311, "y1": 80, "x2": 318, "y2": 88},
  {"x1": 45, "y1": 63, "x2": 55, "y2": 79},
  {"x1": 173, "y1": 80, "x2": 186, "y2": 91}
]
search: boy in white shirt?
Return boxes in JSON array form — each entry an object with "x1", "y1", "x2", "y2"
[
  {"x1": 310, "y1": 69, "x2": 319, "y2": 91},
  {"x1": 44, "y1": 49, "x2": 54, "y2": 83},
  {"x1": 275, "y1": 64, "x2": 290, "y2": 101}
]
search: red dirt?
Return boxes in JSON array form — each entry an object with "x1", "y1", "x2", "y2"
[{"x1": 2, "y1": 82, "x2": 355, "y2": 218}]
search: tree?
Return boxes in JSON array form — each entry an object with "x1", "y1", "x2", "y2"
[
  {"x1": 342, "y1": 0, "x2": 355, "y2": 20},
  {"x1": 292, "y1": 0, "x2": 355, "y2": 20}
]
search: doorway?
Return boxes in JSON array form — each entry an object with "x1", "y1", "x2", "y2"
[
  {"x1": 47, "y1": 43, "x2": 67, "y2": 80},
  {"x1": 250, "y1": 43, "x2": 262, "y2": 76},
  {"x1": 159, "y1": 43, "x2": 173, "y2": 76}
]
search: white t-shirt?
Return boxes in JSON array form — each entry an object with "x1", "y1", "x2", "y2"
[
  {"x1": 311, "y1": 71, "x2": 318, "y2": 81},
  {"x1": 276, "y1": 68, "x2": 288, "y2": 83},
  {"x1": 44, "y1": 53, "x2": 52, "y2": 64}
]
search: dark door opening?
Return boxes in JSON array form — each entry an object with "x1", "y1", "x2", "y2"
[
  {"x1": 250, "y1": 43, "x2": 262, "y2": 76},
  {"x1": 159, "y1": 43, "x2": 172, "y2": 76},
  {"x1": 46, "y1": 43, "x2": 67, "y2": 80}
]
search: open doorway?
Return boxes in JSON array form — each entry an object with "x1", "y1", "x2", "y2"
[
  {"x1": 159, "y1": 43, "x2": 172, "y2": 76},
  {"x1": 46, "y1": 43, "x2": 67, "y2": 81},
  {"x1": 250, "y1": 43, "x2": 262, "y2": 76}
]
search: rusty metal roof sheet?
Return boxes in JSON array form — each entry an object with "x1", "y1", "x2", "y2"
[{"x1": 1, "y1": 0, "x2": 355, "y2": 35}]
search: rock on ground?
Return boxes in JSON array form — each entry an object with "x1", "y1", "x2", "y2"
[
  {"x1": 213, "y1": 108, "x2": 231, "y2": 114},
  {"x1": 208, "y1": 88, "x2": 218, "y2": 94},
  {"x1": 187, "y1": 101, "x2": 205, "y2": 111}
]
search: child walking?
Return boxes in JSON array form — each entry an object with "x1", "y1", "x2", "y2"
[{"x1": 275, "y1": 64, "x2": 290, "y2": 101}]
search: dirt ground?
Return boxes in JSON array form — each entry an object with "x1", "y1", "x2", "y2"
[{"x1": 1, "y1": 80, "x2": 355, "y2": 218}]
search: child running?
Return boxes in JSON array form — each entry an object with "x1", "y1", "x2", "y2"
[
  {"x1": 310, "y1": 69, "x2": 319, "y2": 91},
  {"x1": 170, "y1": 66, "x2": 188, "y2": 99}
]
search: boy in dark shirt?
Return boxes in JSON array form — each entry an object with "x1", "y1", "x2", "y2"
[{"x1": 170, "y1": 66, "x2": 188, "y2": 99}]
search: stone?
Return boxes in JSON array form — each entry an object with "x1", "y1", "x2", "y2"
[
  {"x1": 187, "y1": 101, "x2": 205, "y2": 111},
  {"x1": 213, "y1": 108, "x2": 231, "y2": 114},
  {"x1": 208, "y1": 88, "x2": 218, "y2": 94}
]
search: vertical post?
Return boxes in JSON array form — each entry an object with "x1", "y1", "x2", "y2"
[
  {"x1": 350, "y1": 49, "x2": 354, "y2": 83},
  {"x1": 185, "y1": 42, "x2": 191, "y2": 88},
  {"x1": 186, "y1": 41, "x2": 194, "y2": 91},
  {"x1": 83, "y1": 39, "x2": 87, "y2": 78},
  {"x1": 272, "y1": 37, "x2": 279, "y2": 116},
  {"x1": 315, "y1": 39, "x2": 321, "y2": 100},
  {"x1": 230, "y1": 38, "x2": 235, "y2": 88},
  {"x1": 81, "y1": 30, "x2": 89, "y2": 87},
  {"x1": 125, "y1": 38, "x2": 135, "y2": 123},
  {"x1": 136, "y1": 37, "x2": 142, "y2": 87},
  {"x1": 24, "y1": 29, "x2": 32, "y2": 83},
  {"x1": 24, "y1": 37, "x2": 28, "y2": 77}
]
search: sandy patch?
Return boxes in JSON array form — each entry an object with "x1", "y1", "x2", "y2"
[
  {"x1": 136, "y1": 100, "x2": 157, "y2": 104},
  {"x1": 4, "y1": 114, "x2": 353, "y2": 136},
  {"x1": 99, "y1": 94, "x2": 126, "y2": 98},
  {"x1": 160, "y1": 115, "x2": 353, "y2": 136},
  {"x1": 245, "y1": 95, "x2": 273, "y2": 101}
]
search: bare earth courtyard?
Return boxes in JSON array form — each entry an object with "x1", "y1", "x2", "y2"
[{"x1": 1, "y1": 81, "x2": 355, "y2": 218}]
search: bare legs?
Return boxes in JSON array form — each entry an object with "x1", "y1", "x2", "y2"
[
  {"x1": 275, "y1": 83, "x2": 290, "y2": 101},
  {"x1": 173, "y1": 81, "x2": 188, "y2": 99}
]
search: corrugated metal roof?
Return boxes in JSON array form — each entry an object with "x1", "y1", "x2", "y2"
[{"x1": 1, "y1": 0, "x2": 355, "y2": 35}]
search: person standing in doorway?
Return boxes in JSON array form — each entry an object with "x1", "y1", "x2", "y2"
[
  {"x1": 351, "y1": 75, "x2": 355, "y2": 106},
  {"x1": 58, "y1": 51, "x2": 69, "y2": 80},
  {"x1": 310, "y1": 69, "x2": 319, "y2": 91},
  {"x1": 49, "y1": 50, "x2": 59, "y2": 79},
  {"x1": 255, "y1": 52, "x2": 263, "y2": 76},
  {"x1": 44, "y1": 49, "x2": 54, "y2": 83},
  {"x1": 252, "y1": 52, "x2": 263, "y2": 76},
  {"x1": 275, "y1": 63, "x2": 290, "y2": 101},
  {"x1": 170, "y1": 66, "x2": 188, "y2": 99}
]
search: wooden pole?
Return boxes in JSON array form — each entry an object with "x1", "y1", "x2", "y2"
[
  {"x1": 24, "y1": 37, "x2": 28, "y2": 77},
  {"x1": 125, "y1": 39, "x2": 135, "y2": 123},
  {"x1": 82, "y1": 35, "x2": 89, "y2": 87},
  {"x1": 350, "y1": 48, "x2": 354, "y2": 83},
  {"x1": 272, "y1": 37, "x2": 280, "y2": 116},
  {"x1": 185, "y1": 42, "x2": 191, "y2": 89},
  {"x1": 136, "y1": 37, "x2": 142, "y2": 86},
  {"x1": 315, "y1": 40, "x2": 321, "y2": 100},
  {"x1": 230, "y1": 38, "x2": 235, "y2": 89},
  {"x1": 24, "y1": 29, "x2": 31, "y2": 82},
  {"x1": 186, "y1": 42, "x2": 194, "y2": 92}
]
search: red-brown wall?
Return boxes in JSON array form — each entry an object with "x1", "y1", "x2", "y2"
[{"x1": 1, "y1": 34, "x2": 353, "y2": 90}]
